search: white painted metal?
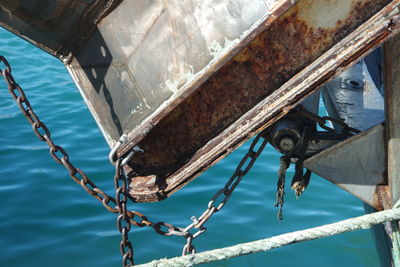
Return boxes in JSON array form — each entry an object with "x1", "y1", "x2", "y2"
[{"x1": 304, "y1": 124, "x2": 385, "y2": 207}]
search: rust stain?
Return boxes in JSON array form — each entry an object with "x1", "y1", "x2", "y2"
[
  {"x1": 128, "y1": 0, "x2": 390, "y2": 202},
  {"x1": 374, "y1": 185, "x2": 392, "y2": 211}
]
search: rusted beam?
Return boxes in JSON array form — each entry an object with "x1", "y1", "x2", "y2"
[{"x1": 128, "y1": 0, "x2": 400, "y2": 202}]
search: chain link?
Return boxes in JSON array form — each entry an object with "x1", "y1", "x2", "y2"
[
  {"x1": 1, "y1": 56, "x2": 269, "y2": 262},
  {"x1": 174, "y1": 132, "x2": 269, "y2": 255},
  {"x1": 297, "y1": 107, "x2": 360, "y2": 136},
  {"x1": 0, "y1": 56, "x2": 150, "y2": 221},
  {"x1": 0, "y1": 56, "x2": 138, "y2": 266},
  {"x1": 115, "y1": 158, "x2": 134, "y2": 266}
]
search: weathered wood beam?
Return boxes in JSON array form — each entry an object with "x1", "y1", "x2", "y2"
[
  {"x1": 384, "y1": 33, "x2": 400, "y2": 207},
  {"x1": 384, "y1": 30, "x2": 400, "y2": 266}
]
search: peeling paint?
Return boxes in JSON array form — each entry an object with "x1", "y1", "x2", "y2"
[{"x1": 162, "y1": 64, "x2": 196, "y2": 94}]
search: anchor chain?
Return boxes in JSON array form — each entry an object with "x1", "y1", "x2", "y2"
[
  {"x1": 2, "y1": 53, "x2": 363, "y2": 263},
  {"x1": 1, "y1": 56, "x2": 270, "y2": 263}
]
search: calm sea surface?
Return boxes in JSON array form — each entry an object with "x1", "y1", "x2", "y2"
[{"x1": 0, "y1": 28, "x2": 379, "y2": 267}]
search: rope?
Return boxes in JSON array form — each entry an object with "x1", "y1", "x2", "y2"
[
  {"x1": 392, "y1": 198, "x2": 400, "y2": 267},
  {"x1": 392, "y1": 221, "x2": 400, "y2": 267},
  {"x1": 395, "y1": 198, "x2": 400, "y2": 209},
  {"x1": 136, "y1": 208, "x2": 400, "y2": 267}
]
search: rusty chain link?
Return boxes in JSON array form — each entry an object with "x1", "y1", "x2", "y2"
[
  {"x1": 1, "y1": 55, "x2": 269, "y2": 262},
  {"x1": 0, "y1": 56, "x2": 138, "y2": 266},
  {"x1": 0, "y1": 56, "x2": 143, "y2": 220},
  {"x1": 115, "y1": 158, "x2": 134, "y2": 267},
  {"x1": 174, "y1": 132, "x2": 269, "y2": 255}
]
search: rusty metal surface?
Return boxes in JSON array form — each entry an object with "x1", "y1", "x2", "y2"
[
  {"x1": 2, "y1": 0, "x2": 399, "y2": 203},
  {"x1": 67, "y1": 0, "x2": 287, "y2": 145},
  {"x1": 383, "y1": 33, "x2": 400, "y2": 266},
  {"x1": 127, "y1": 0, "x2": 398, "y2": 202},
  {"x1": 376, "y1": 186, "x2": 393, "y2": 210},
  {"x1": 0, "y1": 0, "x2": 122, "y2": 58}
]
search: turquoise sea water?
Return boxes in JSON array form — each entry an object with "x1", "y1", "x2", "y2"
[{"x1": 0, "y1": 28, "x2": 379, "y2": 267}]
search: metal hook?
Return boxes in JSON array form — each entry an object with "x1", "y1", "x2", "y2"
[
  {"x1": 121, "y1": 146, "x2": 144, "y2": 166},
  {"x1": 108, "y1": 135, "x2": 128, "y2": 165}
]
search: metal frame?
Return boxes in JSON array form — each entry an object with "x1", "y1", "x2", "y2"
[
  {"x1": 2, "y1": 1, "x2": 400, "y2": 202},
  {"x1": 127, "y1": 0, "x2": 400, "y2": 202}
]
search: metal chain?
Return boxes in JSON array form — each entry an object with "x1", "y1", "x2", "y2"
[
  {"x1": 175, "y1": 132, "x2": 269, "y2": 254},
  {"x1": 134, "y1": 132, "x2": 268, "y2": 255},
  {"x1": 0, "y1": 56, "x2": 154, "y2": 222},
  {"x1": 0, "y1": 55, "x2": 269, "y2": 260},
  {"x1": 297, "y1": 107, "x2": 360, "y2": 136},
  {"x1": 115, "y1": 158, "x2": 134, "y2": 267},
  {"x1": 0, "y1": 56, "x2": 140, "y2": 266},
  {"x1": 0, "y1": 56, "x2": 120, "y2": 213}
]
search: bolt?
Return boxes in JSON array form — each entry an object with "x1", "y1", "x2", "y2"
[{"x1": 279, "y1": 137, "x2": 295, "y2": 153}]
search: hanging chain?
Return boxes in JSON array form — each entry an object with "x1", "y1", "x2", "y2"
[
  {"x1": 0, "y1": 56, "x2": 138, "y2": 266},
  {"x1": 0, "y1": 56, "x2": 154, "y2": 225},
  {"x1": 176, "y1": 132, "x2": 269, "y2": 254},
  {"x1": 115, "y1": 158, "x2": 134, "y2": 267},
  {"x1": 1, "y1": 56, "x2": 270, "y2": 261},
  {"x1": 140, "y1": 133, "x2": 268, "y2": 255},
  {"x1": 0, "y1": 56, "x2": 120, "y2": 215}
]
